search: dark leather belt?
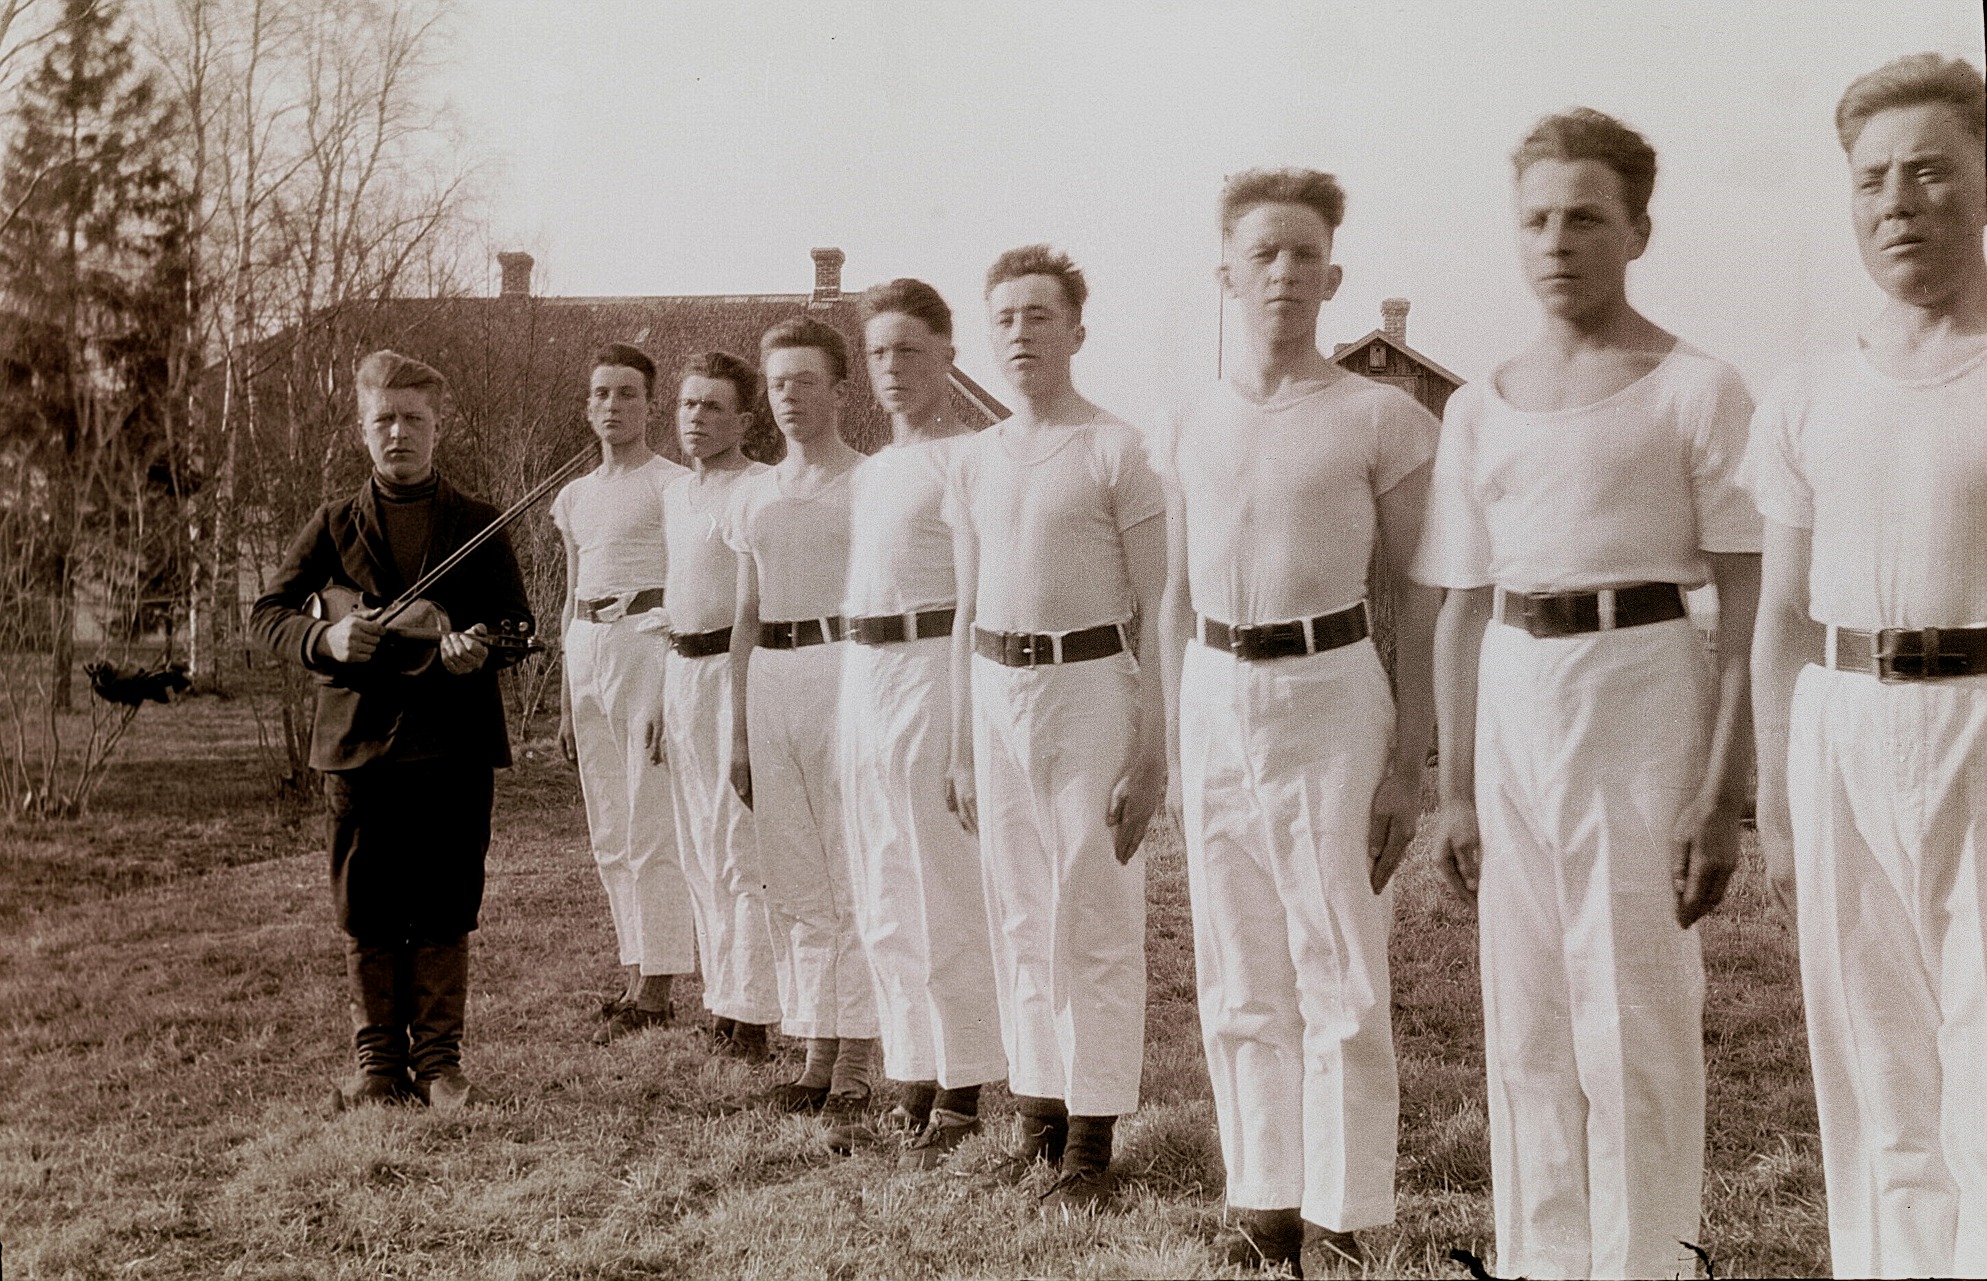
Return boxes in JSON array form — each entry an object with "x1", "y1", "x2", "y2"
[
  {"x1": 974, "y1": 622, "x2": 1125, "y2": 668},
  {"x1": 670, "y1": 626, "x2": 732, "y2": 659},
  {"x1": 1494, "y1": 582, "x2": 1687, "y2": 638},
  {"x1": 848, "y1": 607, "x2": 956, "y2": 647},
  {"x1": 759, "y1": 617, "x2": 845, "y2": 649},
  {"x1": 575, "y1": 586, "x2": 666, "y2": 623},
  {"x1": 1197, "y1": 602, "x2": 1368, "y2": 662},
  {"x1": 1830, "y1": 624, "x2": 1987, "y2": 682}
]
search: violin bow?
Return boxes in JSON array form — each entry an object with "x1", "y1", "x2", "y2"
[{"x1": 376, "y1": 444, "x2": 595, "y2": 628}]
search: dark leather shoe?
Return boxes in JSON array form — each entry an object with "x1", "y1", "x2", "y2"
[
  {"x1": 718, "y1": 1020, "x2": 771, "y2": 1063},
  {"x1": 594, "y1": 1003, "x2": 672, "y2": 1045},
  {"x1": 760, "y1": 1080, "x2": 829, "y2": 1114},
  {"x1": 329, "y1": 1071, "x2": 414, "y2": 1114},
  {"x1": 414, "y1": 1067, "x2": 485, "y2": 1112},
  {"x1": 900, "y1": 1109, "x2": 981, "y2": 1170},
  {"x1": 820, "y1": 1088, "x2": 874, "y2": 1120},
  {"x1": 1223, "y1": 1208, "x2": 1306, "y2": 1276},
  {"x1": 1039, "y1": 1164, "x2": 1117, "y2": 1217},
  {"x1": 1307, "y1": 1225, "x2": 1364, "y2": 1270}
]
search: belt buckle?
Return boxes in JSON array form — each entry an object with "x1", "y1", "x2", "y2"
[
  {"x1": 1227, "y1": 622, "x2": 1250, "y2": 656},
  {"x1": 1876, "y1": 627, "x2": 1928, "y2": 682},
  {"x1": 1879, "y1": 626, "x2": 1969, "y2": 682},
  {"x1": 1002, "y1": 631, "x2": 1031, "y2": 667}
]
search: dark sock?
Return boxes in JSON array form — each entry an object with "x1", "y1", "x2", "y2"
[
  {"x1": 932, "y1": 1083, "x2": 981, "y2": 1117},
  {"x1": 796, "y1": 1037, "x2": 839, "y2": 1090},
  {"x1": 829, "y1": 1037, "x2": 878, "y2": 1097},
  {"x1": 1065, "y1": 1114, "x2": 1116, "y2": 1173},
  {"x1": 900, "y1": 1080, "x2": 938, "y2": 1125},
  {"x1": 634, "y1": 973, "x2": 673, "y2": 1013},
  {"x1": 712, "y1": 1016, "x2": 737, "y2": 1039},
  {"x1": 1015, "y1": 1095, "x2": 1068, "y2": 1121}
]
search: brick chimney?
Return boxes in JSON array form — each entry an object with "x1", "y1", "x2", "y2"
[
  {"x1": 810, "y1": 247, "x2": 845, "y2": 305},
  {"x1": 1381, "y1": 297, "x2": 1409, "y2": 346},
  {"x1": 497, "y1": 251, "x2": 535, "y2": 298}
]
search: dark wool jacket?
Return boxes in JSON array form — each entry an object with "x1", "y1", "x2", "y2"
[{"x1": 250, "y1": 474, "x2": 534, "y2": 772}]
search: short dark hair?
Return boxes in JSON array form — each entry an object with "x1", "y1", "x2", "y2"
[
  {"x1": 591, "y1": 342, "x2": 657, "y2": 397},
  {"x1": 759, "y1": 314, "x2": 850, "y2": 383},
  {"x1": 985, "y1": 244, "x2": 1087, "y2": 319},
  {"x1": 1835, "y1": 53, "x2": 1986, "y2": 151},
  {"x1": 861, "y1": 278, "x2": 953, "y2": 339},
  {"x1": 1219, "y1": 167, "x2": 1347, "y2": 235},
  {"x1": 679, "y1": 350, "x2": 758, "y2": 411},
  {"x1": 355, "y1": 349, "x2": 447, "y2": 404},
  {"x1": 1511, "y1": 108, "x2": 1659, "y2": 223}
]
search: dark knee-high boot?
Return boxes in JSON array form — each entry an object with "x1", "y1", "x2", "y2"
[
  {"x1": 333, "y1": 937, "x2": 412, "y2": 1110},
  {"x1": 407, "y1": 934, "x2": 478, "y2": 1111}
]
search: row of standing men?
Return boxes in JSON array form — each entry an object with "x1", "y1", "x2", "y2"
[{"x1": 252, "y1": 50, "x2": 1987, "y2": 1281}]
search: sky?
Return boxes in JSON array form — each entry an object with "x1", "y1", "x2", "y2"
[{"x1": 441, "y1": 0, "x2": 1984, "y2": 427}]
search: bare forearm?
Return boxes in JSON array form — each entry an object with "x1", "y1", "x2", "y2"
[
  {"x1": 1158, "y1": 582, "x2": 1191, "y2": 771},
  {"x1": 1433, "y1": 587, "x2": 1491, "y2": 805},
  {"x1": 1389, "y1": 578, "x2": 1440, "y2": 783},
  {"x1": 1751, "y1": 611, "x2": 1816, "y2": 839},
  {"x1": 1702, "y1": 554, "x2": 1761, "y2": 809}
]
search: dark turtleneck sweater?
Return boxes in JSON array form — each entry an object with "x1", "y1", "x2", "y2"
[{"x1": 374, "y1": 470, "x2": 438, "y2": 590}]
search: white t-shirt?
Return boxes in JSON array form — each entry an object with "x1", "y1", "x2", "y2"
[
  {"x1": 663, "y1": 462, "x2": 768, "y2": 635},
  {"x1": 549, "y1": 454, "x2": 687, "y2": 599},
  {"x1": 1167, "y1": 371, "x2": 1437, "y2": 625},
  {"x1": 722, "y1": 463, "x2": 856, "y2": 623},
  {"x1": 1746, "y1": 343, "x2": 1987, "y2": 630},
  {"x1": 843, "y1": 436, "x2": 967, "y2": 618},
  {"x1": 1412, "y1": 342, "x2": 1761, "y2": 593},
  {"x1": 944, "y1": 414, "x2": 1166, "y2": 635}
]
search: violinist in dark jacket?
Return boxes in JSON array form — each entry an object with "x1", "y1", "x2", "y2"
[{"x1": 251, "y1": 349, "x2": 533, "y2": 1113}]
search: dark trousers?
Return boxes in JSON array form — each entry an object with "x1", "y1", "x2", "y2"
[
  {"x1": 325, "y1": 756, "x2": 494, "y2": 940},
  {"x1": 325, "y1": 756, "x2": 493, "y2": 1081}
]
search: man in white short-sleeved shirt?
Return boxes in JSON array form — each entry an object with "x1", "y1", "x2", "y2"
[
  {"x1": 1749, "y1": 55, "x2": 1987, "y2": 1280},
  {"x1": 1413, "y1": 111, "x2": 1761, "y2": 1280},
  {"x1": 725, "y1": 315, "x2": 880, "y2": 1115},
  {"x1": 838, "y1": 279, "x2": 1005, "y2": 1168},
  {"x1": 944, "y1": 245, "x2": 1168, "y2": 1215},
  {"x1": 1158, "y1": 169, "x2": 1440, "y2": 1276},
  {"x1": 551, "y1": 343, "x2": 694, "y2": 1043},
  {"x1": 652, "y1": 351, "x2": 783, "y2": 1064}
]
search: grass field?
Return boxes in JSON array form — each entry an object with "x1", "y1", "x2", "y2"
[{"x1": 0, "y1": 684, "x2": 1830, "y2": 1279}]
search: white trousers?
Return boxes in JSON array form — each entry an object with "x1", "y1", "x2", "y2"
[
  {"x1": 748, "y1": 643, "x2": 877, "y2": 1039},
  {"x1": 1788, "y1": 663, "x2": 1987, "y2": 1280},
  {"x1": 973, "y1": 649, "x2": 1145, "y2": 1117},
  {"x1": 565, "y1": 615, "x2": 695, "y2": 975},
  {"x1": 1180, "y1": 638, "x2": 1399, "y2": 1232},
  {"x1": 840, "y1": 636, "x2": 1007, "y2": 1087},
  {"x1": 1475, "y1": 617, "x2": 1709, "y2": 1281},
  {"x1": 664, "y1": 648, "x2": 784, "y2": 1025}
]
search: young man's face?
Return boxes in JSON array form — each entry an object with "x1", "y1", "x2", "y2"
[
  {"x1": 676, "y1": 374, "x2": 749, "y2": 460},
  {"x1": 1221, "y1": 201, "x2": 1343, "y2": 345},
  {"x1": 1849, "y1": 102, "x2": 1987, "y2": 309},
  {"x1": 864, "y1": 311, "x2": 955, "y2": 421},
  {"x1": 360, "y1": 386, "x2": 440, "y2": 484},
  {"x1": 587, "y1": 363, "x2": 650, "y2": 450},
  {"x1": 1515, "y1": 157, "x2": 1649, "y2": 322},
  {"x1": 988, "y1": 274, "x2": 1083, "y2": 399},
  {"x1": 762, "y1": 346, "x2": 844, "y2": 446}
]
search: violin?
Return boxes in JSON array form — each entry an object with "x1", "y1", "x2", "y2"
[
  {"x1": 303, "y1": 445, "x2": 594, "y2": 674},
  {"x1": 307, "y1": 584, "x2": 539, "y2": 675}
]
